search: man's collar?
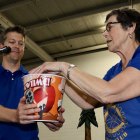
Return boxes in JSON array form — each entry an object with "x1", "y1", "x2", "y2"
[
  {"x1": 18, "y1": 65, "x2": 28, "y2": 74},
  {"x1": 0, "y1": 65, "x2": 28, "y2": 74}
]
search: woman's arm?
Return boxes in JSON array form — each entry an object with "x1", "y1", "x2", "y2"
[
  {"x1": 65, "y1": 65, "x2": 140, "y2": 104},
  {"x1": 30, "y1": 62, "x2": 140, "y2": 104},
  {"x1": 65, "y1": 80, "x2": 102, "y2": 109}
]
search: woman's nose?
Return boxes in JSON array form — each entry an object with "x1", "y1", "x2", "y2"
[{"x1": 102, "y1": 30, "x2": 108, "y2": 38}]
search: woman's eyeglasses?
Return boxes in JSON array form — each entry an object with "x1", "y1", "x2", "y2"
[{"x1": 104, "y1": 22, "x2": 120, "y2": 32}]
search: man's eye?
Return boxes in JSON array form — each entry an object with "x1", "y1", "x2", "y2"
[
  {"x1": 19, "y1": 42, "x2": 23, "y2": 46},
  {"x1": 9, "y1": 41, "x2": 15, "y2": 44}
]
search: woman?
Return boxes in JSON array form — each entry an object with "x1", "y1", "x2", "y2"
[{"x1": 30, "y1": 8, "x2": 140, "y2": 140}]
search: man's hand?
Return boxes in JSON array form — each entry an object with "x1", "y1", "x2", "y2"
[
  {"x1": 43, "y1": 108, "x2": 65, "y2": 131},
  {"x1": 17, "y1": 96, "x2": 40, "y2": 124}
]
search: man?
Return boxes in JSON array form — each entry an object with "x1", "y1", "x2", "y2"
[{"x1": 0, "y1": 25, "x2": 64, "y2": 140}]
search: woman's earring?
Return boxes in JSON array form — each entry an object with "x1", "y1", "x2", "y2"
[{"x1": 129, "y1": 33, "x2": 133, "y2": 39}]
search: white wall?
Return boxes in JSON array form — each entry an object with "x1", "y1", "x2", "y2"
[{"x1": 38, "y1": 50, "x2": 120, "y2": 140}]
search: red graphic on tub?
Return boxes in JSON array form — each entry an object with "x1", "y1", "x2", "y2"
[
  {"x1": 24, "y1": 76, "x2": 56, "y2": 113},
  {"x1": 34, "y1": 86, "x2": 55, "y2": 112}
]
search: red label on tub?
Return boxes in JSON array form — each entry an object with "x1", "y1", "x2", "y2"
[{"x1": 23, "y1": 74, "x2": 66, "y2": 122}]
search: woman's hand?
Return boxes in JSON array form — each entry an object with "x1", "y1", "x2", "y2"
[
  {"x1": 43, "y1": 108, "x2": 65, "y2": 131},
  {"x1": 17, "y1": 96, "x2": 40, "y2": 124},
  {"x1": 29, "y1": 62, "x2": 69, "y2": 76}
]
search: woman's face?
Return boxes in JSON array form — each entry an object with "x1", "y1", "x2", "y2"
[{"x1": 103, "y1": 15, "x2": 130, "y2": 53}]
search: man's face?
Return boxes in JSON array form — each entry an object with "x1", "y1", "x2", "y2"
[{"x1": 3, "y1": 31, "x2": 25, "y2": 62}]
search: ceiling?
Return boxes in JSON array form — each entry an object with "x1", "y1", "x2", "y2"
[{"x1": 0, "y1": 0, "x2": 139, "y2": 68}]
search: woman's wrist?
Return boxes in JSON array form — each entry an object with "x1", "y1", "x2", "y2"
[
  {"x1": 60, "y1": 62, "x2": 70, "y2": 77},
  {"x1": 60, "y1": 62, "x2": 76, "y2": 80},
  {"x1": 66, "y1": 64, "x2": 76, "y2": 80}
]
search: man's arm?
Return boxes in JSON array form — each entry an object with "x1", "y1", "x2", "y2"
[
  {"x1": 43, "y1": 108, "x2": 65, "y2": 132},
  {"x1": 0, "y1": 105, "x2": 18, "y2": 122},
  {"x1": 0, "y1": 97, "x2": 40, "y2": 124},
  {"x1": 18, "y1": 96, "x2": 65, "y2": 131}
]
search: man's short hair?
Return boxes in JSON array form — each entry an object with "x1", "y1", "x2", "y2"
[{"x1": 0, "y1": 25, "x2": 26, "y2": 44}]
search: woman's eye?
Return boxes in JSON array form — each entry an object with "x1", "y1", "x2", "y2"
[{"x1": 107, "y1": 25, "x2": 112, "y2": 31}]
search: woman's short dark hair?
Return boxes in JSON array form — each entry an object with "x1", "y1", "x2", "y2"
[{"x1": 106, "y1": 8, "x2": 140, "y2": 42}]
